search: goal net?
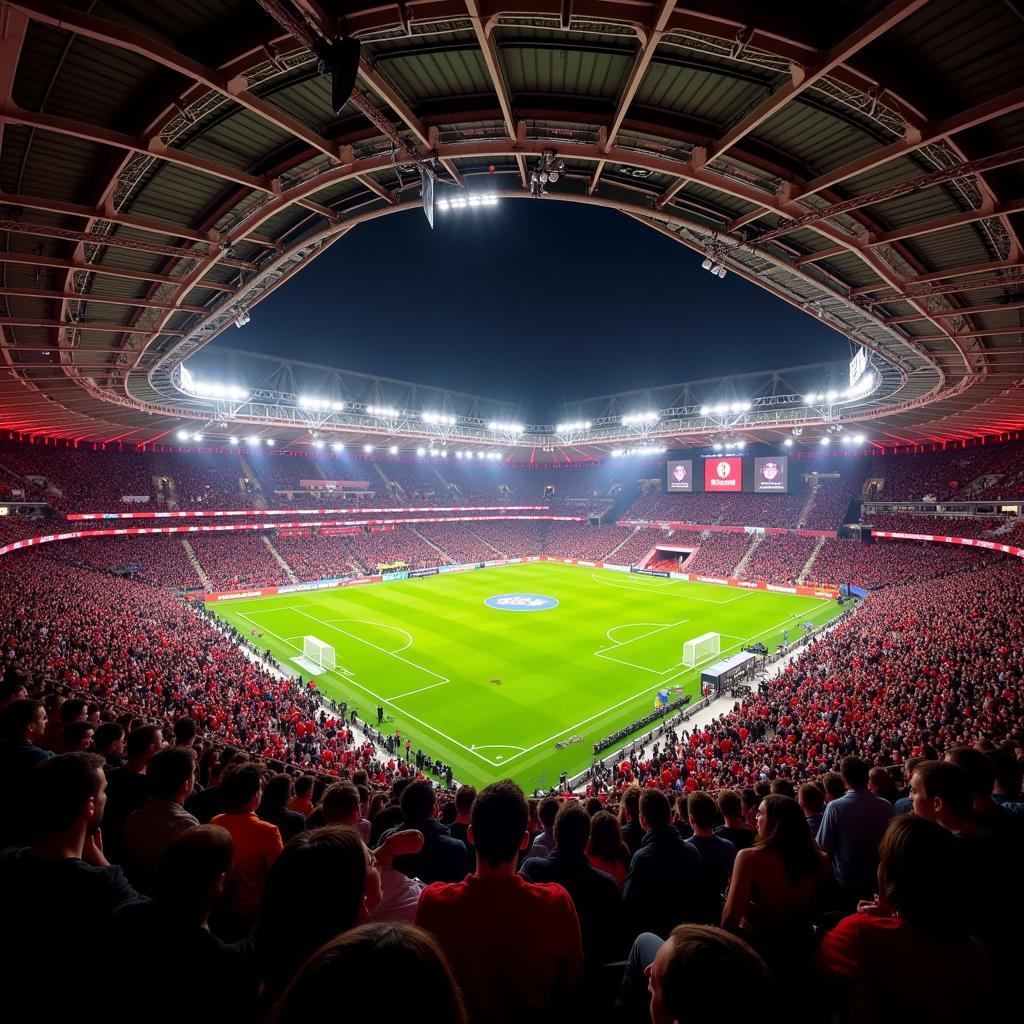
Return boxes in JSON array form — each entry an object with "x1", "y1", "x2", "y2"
[
  {"x1": 302, "y1": 635, "x2": 336, "y2": 671},
  {"x1": 682, "y1": 631, "x2": 720, "y2": 668}
]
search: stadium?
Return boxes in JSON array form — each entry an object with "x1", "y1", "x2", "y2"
[{"x1": 0, "y1": 1, "x2": 1022, "y2": 1021}]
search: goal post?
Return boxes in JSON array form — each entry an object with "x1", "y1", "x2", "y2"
[
  {"x1": 302, "y1": 635, "x2": 336, "y2": 671},
  {"x1": 682, "y1": 631, "x2": 720, "y2": 668}
]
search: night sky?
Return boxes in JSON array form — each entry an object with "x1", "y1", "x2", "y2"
[{"x1": 223, "y1": 200, "x2": 848, "y2": 419}]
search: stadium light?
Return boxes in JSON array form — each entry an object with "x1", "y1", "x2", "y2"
[
  {"x1": 266, "y1": 439, "x2": 275, "y2": 447},
  {"x1": 192, "y1": 432, "x2": 203, "y2": 442},
  {"x1": 416, "y1": 447, "x2": 425, "y2": 456},
  {"x1": 820, "y1": 436, "x2": 831, "y2": 446},
  {"x1": 436, "y1": 193, "x2": 499, "y2": 211},
  {"x1": 228, "y1": 436, "x2": 238, "y2": 445},
  {"x1": 712, "y1": 443, "x2": 723, "y2": 451},
  {"x1": 783, "y1": 438, "x2": 793, "y2": 447},
  {"x1": 367, "y1": 405, "x2": 400, "y2": 418},
  {"x1": 826, "y1": 389, "x2": 839, "y2": 402},
  {"x1": 390, "y1": 445, "x2": 399, "y2": 454},
  {"x1": 853, "y1": 434, "x2": 866, "y2": 444},
  {"x1": 736, "y1": 440, "x2": 746, "y2": 449},
  {"x1": 556, "y1": 420, "x2": 591, "y2": 432},
  {"x1": 362, "y1": 444, "x2": 373, "y2": 453},
  {"x1": 247, "y1": 435, "x2": 261, "y2": 445},
  {"x1": 488, "y1": 420, "x2": 524, "y2": 434},
  {"x1": 422, "y1": 412, "x2": 457, "y2": 425},
  {"x1": 176, "y1": 429, "x2": 189, "y2": 441},
  {"x1": 455, "y1": 451, "x2": 464, "y2": 459},
  {"x1": 331, "y1": 442, "x2": 344, "y2": 452},
  {"x1": 622, "y1": 411, "x2": 659, "y2": 426}
]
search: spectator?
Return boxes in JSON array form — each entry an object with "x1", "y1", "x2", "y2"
[
  {"x1": 714, "y1": 789, "x2": 755, "y2": 851},
  {"x1": 269, "y1": 923, "x2": 467, "y2": 1024},
  {"x1": 624, "y1": 789, "x2": 703, "y2": 938},
  {"x1": 685, "y1": 791, "x2": 736, "y2": 923},
  {"x1": 211, "y1": 763, "x2": 284, "y2": 935},
  {"x1": 521, "y1": 800, "x2": 626, "y2": 963},
  {"x1": 816, "y1": 755, "x2": 894, "y2": 905},
  {"x1": 103, "y1": 724, "x2": 164, "y2": 864},
  {"x1": 530, "y1": 795, "x2": 560, "y2": 858},
  {"x1": 893, "y1": 757, "x2": 923, "y2": 814},
  {"x1": 62, "y1": 719, "x2": 95, "y2": 753},
  {"x1": 0, "y1": 753, "x2": 139, "y2": 1015},
  {"x1": 0, "y1": 698, "x2": 53, "y2": 847},
  {"x1": 257, "y1": 773, "x2": 306, "y2": 844},
  {"x1": 122, "y1": 745, "x2": 200, "y2": 894},
  {"x1": 93, "y1": 721, "x2": 126, "y2": 771},
  {"x1": 721, "y1": 795, "x2": 830, "y2": 974},
  {"x1": 586, "y1": 809, "x2": 631, "y2": 888},
  {"x1": 818, "y1": 815, "x2": 991, "y2": 1022},
  {"x1": 618, "y1": 924, "x2": 772, "y2": 1024},
  {"x1": 909, "y1": 760, "x2": 981, "y2": 836},
  {"x1": 415, "y1": 780, "x2": 583, "y2": 1024},
  {"x1": 0, "y1": 671, "x2": 29, "y2": 712},
  {"x1": 619, "y1": 785, "x2": 644, "y2": 854},
  {"x1": 173, "y1": 716, "x2": 198, "y2": 749},
  {"x1": 945, "y1": 745, "x2": 1024, "y2": 848},
  {"x1": 797, "y1": 782, "x2": 825, "y2": 833},
  {"x1": 287, "y1": 775, "x2": 315, "y2": 818},
  {"x1": 868, "y1": 766, "x2": 900, "y2": 805},
  {"x1": 105, "y1": 825, "x2": 258, "y2": 1024},
  {"x1": 383, "y1": 779, "x2": 470, "y2": 884},
  {"x1": 448, "y1": 784, "x2": 475, "y2": 849},
  {"x1": 40, "y1": 696, "x2": 87, "y2": 754}
]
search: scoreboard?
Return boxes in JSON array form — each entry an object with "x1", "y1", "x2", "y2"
[{"x1": 666, "y1": 455, "x2": 789, "y2": 494}]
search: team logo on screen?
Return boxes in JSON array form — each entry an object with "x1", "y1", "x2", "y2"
[
  {"x1": 485, "y1": 593, "x2": 559, "y2": 611},
  {"x1": 761, "y1": 462, "x2": 781, "y2": 481},
  {"x1": 672, "y1": 464, "x2": 688, "y2": 482},
  {"x1": 716, "y1": 460, "x2": 733, "y2": 479}
]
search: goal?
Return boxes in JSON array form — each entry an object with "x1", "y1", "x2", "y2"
[
  {"x1": 682, "y1": 631, "x2": 721, "y2": 668},
  {"x1": 302, "y1": 635, "x2": 336, "y2": 671}
]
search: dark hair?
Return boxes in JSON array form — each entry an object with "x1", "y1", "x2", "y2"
[
  {"x1": 270, "y1": 923, "x2": 466, "y2": 1024},
  {"x1": 588, "y1": 810, "x2": 630, "y2": 866},
  {"x1": 0, "y1": 698, "x2": 43, "y2": 742},
  {"x1": 260, "y1": 773, "x2": 294, "y2": 811},
  {"x1": 717, "y1": 789, "x2": 742, "y2": 819},
  {"x1": 740, "y1": 788, "x2": 758, "y2": 811},
  {"x1": 173, "y1": 716, "x2": 197, "y2": 744},
  {"x1": 126, "y1": 724, "x2": 163, "y2": 760},
  {"x1": 659, "y1": 925, "x2": 772, "y2": 1022},
  {"x1": 158, "y1": 824, "x2": 233, "y2": 906},
  {"x1": 914, "y1": 760, "x2": 973, "y2": 819},
  {"x1": 770, "y1": 778, "x2": 796, "y2": 799},
  {"x1": 146, "y1": 746, "x2": 197, "y2": 800},
  {"x1": 687, "y1": 791, "x2": 717, "y2": 830},
  {"x1": 59, "y1": 698, "x2": 87, "y2": 725},
  {"x1": 61, "y1": 721, "x2": 94, "y2": 751},
  {"x1": 538, "y1": 796, "x2": 560, "y2": 829},
  {"x1": 552, "y1": 800, "x2": 590, "y2": 855},
  {"x1": 840, "y1": 756, "x2": 869, "y2": 789},
  {"x1": 400, "y1": 779, "x2": 437, "y2": 824},
  {"x1": 93, "y1": 721, "x2": 125, "y2": 753},
  {"x1": 322, "y1": 782, "x2": 360, "y2": 824},
  {"x1": 221, "y1": 763, "x2": 264, "y2": 812},
  {"x1": 797, "y1": 783, "x2": 824, "y2": 815},
  {"x1": 294, "y1": 775, "x2": 315, "y2": 798},
  {"x1": 877, "y1": 815, "x2": 968, "y2": 933},
  {"x1": 945, "y1": 746, "x2": 994, "y2": 798},
  {"x1": 755, "y1": 795, "x2": 821, "y2": 885},
  {"x1": 639, "y1": 789, "x2": 671, "y2": 831},
  {"x1": 471, "y1": 780, "x2": 527, "y2": 866},
  {"x1": 619, "y1": 785, "x2": 641, "y2": 824},
  {"x1": 29, "y1": 752, "x2": 105, "y2": 835},
  {"x1": 823, "y1": 772, "x2": 846, "y2": 800},
  {"x1": 454, "y1": 784, "x2": 476, "y2": 814},
  {"x1": 0, "y1": 677, "x2": 28, "y2": 705},
  {"x1": 256, "y1": 826, "x2": 370, "y2": 1002}
]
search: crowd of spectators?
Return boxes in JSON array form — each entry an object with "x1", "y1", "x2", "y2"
[
  {"x1": 49, "y1": 535, "x2": 204, "y2": 590},
  {"x1": 625, "y1": 491, "x2": 810, "y2": 530},
  {"x1": 679, "y1": 532, "x2": 753, "y2": 578},
  {"x1": 272, "y1": 533, "x2": 365, "y2": 582},
  {"x1": 543, "y1": 523, "x2": 632, "y2": 561},
  {"x1": 862, "y1": 512, "x2": 1016, "y2": 541},
  {"x1": 740, "y1": 535, "x2": 819, "y2": 585},
  {"x1": 189, "y1": 533, "x2": 290, "y2": 589},
  {"x1": 800, "y1": 470, "x2": 866, "y2": 530}
]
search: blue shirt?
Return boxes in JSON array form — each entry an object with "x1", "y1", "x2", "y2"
[{"x1": 816, "y1": 789, "x2": 894, "y2": 901}]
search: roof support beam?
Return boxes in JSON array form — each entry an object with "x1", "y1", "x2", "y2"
[
  {"x1": 465, "y1": 0, "x2": 516, "y2": 142},
  {"x1": 603, "y1": 0, "x2": 676, "y2": 153},
  {"x1": 0, "y1": 251, "x2": 235, "y2": 292},
  {"x1": 0, "y1": 287, "x2": 208, "y2": 313},
  {"x1": 851, "y1": 258, "x2": 1023, "y2": 294},
  {"x1": 0, "y1": 317, "x2": 185, "y2": 335},
  {"x1": 884, "y1": 299, "x2": 1024, "y2": 323}
]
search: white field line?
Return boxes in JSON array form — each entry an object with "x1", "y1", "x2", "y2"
[
  {"x1": 589, "y1": 571, "x2": 754, "y2": 605},
  {"x1": 595, "y1": 618, "x2": 690, "y2": 655},
  {"x1": 593, "y1": 651, "x2": 666, "y2": 674},
  {"x1": 387, "y1": 680, "x2": 450, "y2": 700},
  {"x1": 605, "y1": 622, "x2": 668, "y2": 643},
  {"x1": 325, "y1": 618, "x2": 413, "y2": 652}
]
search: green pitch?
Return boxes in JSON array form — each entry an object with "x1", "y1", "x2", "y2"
[{"x1": 209, "y1": 561, "x2": 843, "y2": 790}]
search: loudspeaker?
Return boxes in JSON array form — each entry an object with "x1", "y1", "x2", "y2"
[{"x1": 322, "y1": 37, "x2": 361, "y2": 113}]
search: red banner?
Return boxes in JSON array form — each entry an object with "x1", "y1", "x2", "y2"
[
  {"x1": 704, "y1": 456, "x2": 743, "y2": 491},
  {"x1": 67, "y1": 504, "x2": 550, "y2": 521}
]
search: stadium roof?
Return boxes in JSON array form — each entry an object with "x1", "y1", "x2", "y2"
[{"x1": 1, "y1": 0, "x2": 1023, "y2": 454}]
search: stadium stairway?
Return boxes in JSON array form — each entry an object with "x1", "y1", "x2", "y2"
[
  {"x1": 466, "y1": 526, "x2": 505, "y2": 557},
  {"x1": 798, "y1": 536, "x2": 829, "y2": 583},
  {"x1": 238, "y1": 455, "x2": 268, "y2": 509},
  {"x1": 796, "y1": 483, "x2": 819, "y2": 528},
  {"x1": 263, "y1": 535, "x2": 298, "y2": 583},
  {"x1": 732, "y1": 533, "x2": 763, "y2": 576},
  {"x1": 604, "y1": 528, "x2": 643, "y2": 562},
  {"x1": 412, "y1": 526, "x2": 452, "y2": 562},
  {"x1": 181, "y1": 539, "x2": 213, "y2": 589}
]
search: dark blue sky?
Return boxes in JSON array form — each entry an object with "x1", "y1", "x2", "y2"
[{"x1": 223, "y1": 200, "x2": 848, "y2": 419}]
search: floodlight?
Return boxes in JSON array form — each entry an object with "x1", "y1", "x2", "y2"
[
  {"x1": 783, "y1": 438, "x2": 793, "y2": 447},
  {"x1": 611, "y1": 449, "x2": 623, "y2": 457},
  {"x1": 820, "y1": 436, "x2": 831, "y2": 446},
  {"x1": 176, "y1": 429, "x2": 189, "y2": 441},
  {"x1": 826, "y1": 390, "x2": 838, "y2": 401},
  {"x1": 228, "y1": 436, "x2": 238, "y2": 445},
  {"x1": 192, "y1": 432, "x2": 203, "y2": 442},
  {"x1": 416, "y1": 447, "x2": 425, "y2": 456},
  {"x1": 247, "y1": 435, "x2": 261, "y2": 445},
  {"x1": 389, "y1": 445, "x2": 398, "y2": 454},
  {"x1": 266, "y1": 439, "x2": 275, "y2": 447},
  {"x1": 456, "y1": 451, "x2": 463, "y2": 459},
  {"x1": 332, "y1": 443, "x2": 344, "y2": 452},
  {"x1": 313, "y1": 439, "x2": 325, "y2": 449},
  {"x1": 363, "y1": 444, "x2": 373, "y2": 453},
  {"x1": 717, "y1": 267, "x2": 727, "y2": 279},
  {"x1": 736, "y1": 441, "x2": 746, "y2": 449},
  {"x1": 804, "y1": 395, "x2": 816, "y2": 405},
  {"x1": 331, "y1": 401, "x2": 343, "y2": 411},
  {"x1": 702, "y1": 258, "x2": 713, "y2": 270},
  {"x1": 841, "y1": 435, "x2": 852, "y2": 444},
  {"x1": 713, "y1": 443, "x2": 723, "y2": 451},
  {"x1": 853, "y1": 434, "x2": 866, "y2": 444}
]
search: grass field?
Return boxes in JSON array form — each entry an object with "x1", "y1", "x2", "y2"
[{"x1": 209, "y1": 561, "x2": 843, "y2": 790}]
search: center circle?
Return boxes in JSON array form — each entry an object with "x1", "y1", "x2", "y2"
[{"x1": 484, "y1": 593, "x2": 559, "y2": 612}]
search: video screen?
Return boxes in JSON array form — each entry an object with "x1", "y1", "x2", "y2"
[
  {"x1": 704, "y1": 456, "x2": 742, "y2": 492},
  {"x1": 753, "y1": 456, "x2": 788, "y2": 493},
  {"x1": 666, "y1": 459, "x2": 693, "y2": 492}
]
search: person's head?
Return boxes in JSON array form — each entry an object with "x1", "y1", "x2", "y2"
[
  {"x1": 717, "y1": 789, "x2": 743, "y2": 824},
  {"x1": 755, "y1": 795, "x2": 820, "y2": 883},
  {"x1": 552, "y1": 800, "x2": 590, "y2": 857},
  {"x1": 0, "y1": 677, "x2": 29, "y2": 710},
  {"x1": 400, "y1": 779, "x2": 437, "y2": 826},
  {"x1": 294, "y1": 775, "x2": 315, "y2": 801},
  {"x1": 125, "y1": 724, "x2": 164, "y2": 764},
  {"x1": 321, "y1": 782, "x2": 361, "y2": 826},
  {"x1": 868, "y1": 766, "x2": 895, "y2": 796},
  {"x1": 58, "y1": 698, "x2": 87, "y2": 726},
  {"x1": 902, "y1": 755, "x2": 923, "y2": 784},
  {"x1": 769, "y1": 778, "x2": 796, "y2": 799},
  {"x1": 620, "y1": 785, "x2": 641, "y2": 824},
  {"x1": 538, "y1": 796, "x2": 560, "y2": 831},
  {"x1": 876, "y1": 815, "x2": 969, "y2": 933},
  {"x1": 0, "y1": 698, "x2": 46, "y2": 744},
  {"x1": 647, "y1": 924, "x2": 772, "y2": 1024},
  {"x1": 269, "y1": 923, "x2": 467, "y2": 1024},
  {"x1": 585, "y1": 796, "x2": 603, "y2": 816},
  {"x1": 687, "y1": 791, "x2": 717, "y2": 833},
  {"x1": 823, "y1": 772, "x2": 846, "y2": 801},
  {"x1": 221, "y1": 763, "x2": 264, "y2": 813},
  {"x1": 256, "y1": 826, "x2": 381, "y2": 999},
  {"x1": 840, "y1": 756, "x2": 869, "y2": 790},
  {"x1": 61, "y1": 721, "x2": 94, "y2": 753},
  {"x1": 260, "y1": 773, "x2": 294, "y2": 810},
  {"x1": 173, "y1": 716, "x2": 197, "y2": 747},
  {"x1": 797, "y1": 783, "x2": 824, "y2": 818},
  {"x1": 93, "y1": 721, "x2": 125, "y2": 757},
  {"x1": 990, "y1": 744, "x2": 1022, "y2": 798},
  {"x1": 146, "y1": 746, "x2": 197, "y2": 802},
  {"x1": 28, "y1": 752, "x2": 106, "y2": 841},
  {"x1": 454, "y1": 784, "x2": 476, "y2": 819},
  {"x1": 157, "y1": 824, "x2": 233, "y2": 919},
  {"x1": 910, "y1": 761, "x2": 974, "y2": 825},
  {"x1": 740, "y1": 788, "x2": 758, "y2": 821},
  {"x1": 639, "y1": 789, "x2": 671, "y2": 832},
  {"x1": 588, "y1": 810, "x2": 628, "y2": 863},
  {"x1": 944, "y1": 746, "x2": 995, "y2": 805},
  {"x1": 469, "y1": 780, "x2": 528, "y2": 868}
]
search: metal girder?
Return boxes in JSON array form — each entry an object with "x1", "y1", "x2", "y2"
[
  {"x1": 860, "y1": 268, "x2": 1024, "y2": 304},
  {"x1": 884, "y1": 299, "x2": 1024, "y2": 323},
  {"x1": 0, "y1": 251, "x2": 235, "y2": 291},
  {"x1": 852, "y1": 258, "x2": 1023, "y2": 294},
  {"x1": 603, "y1": 0, "x2": 675, "y2": 153},
  {"x1": 709, "y1": 0, "x2": 930, "y2": 162},
  {"x1": 0, "y1": 316, "x2": 185, "y2": 335},
  {"x1": 0, "y1": 218, "x2": 255, "y2": 268},
  {"x1": 465, "y1": 0, "x2": 516, "y2": 142},
  {"x1": 0, "y1": 287, "x2": 207, "y2": 313}
]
